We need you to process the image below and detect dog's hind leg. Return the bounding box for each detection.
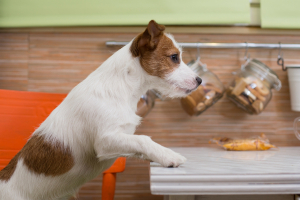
[95,133,186,168]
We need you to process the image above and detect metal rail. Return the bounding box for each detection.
[106,41,300,49]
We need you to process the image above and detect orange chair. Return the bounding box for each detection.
[0,89,125,200]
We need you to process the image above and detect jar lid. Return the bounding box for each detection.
[243,59,282,91]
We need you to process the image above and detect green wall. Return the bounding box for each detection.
[0,0,250,27]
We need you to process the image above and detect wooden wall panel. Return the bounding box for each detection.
[0,33,29,91]
[1,27,300,200]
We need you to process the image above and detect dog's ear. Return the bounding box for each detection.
[130,20,165,57]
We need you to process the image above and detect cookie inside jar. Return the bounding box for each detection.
[180,60,225,116]
[227,77,271,114]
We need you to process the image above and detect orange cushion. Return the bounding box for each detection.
[0,89,126,173]
[0,89,66,169]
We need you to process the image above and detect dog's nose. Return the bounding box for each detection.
[196,77,202,86]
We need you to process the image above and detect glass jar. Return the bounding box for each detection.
[226,59,281,115]
[136,90,156,117]
[180,60,225,116]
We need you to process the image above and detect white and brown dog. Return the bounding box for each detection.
[0,20,201,200]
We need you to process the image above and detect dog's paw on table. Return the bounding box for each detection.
[157,148,187,168]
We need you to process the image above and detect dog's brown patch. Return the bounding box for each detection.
[130,20,180,78]
[0,134,74,182]
[22,134,74,176]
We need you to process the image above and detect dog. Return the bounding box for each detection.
[0,20,201,200]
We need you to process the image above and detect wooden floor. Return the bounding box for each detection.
[1,26,300,200]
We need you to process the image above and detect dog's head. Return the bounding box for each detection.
[130,20,202,98]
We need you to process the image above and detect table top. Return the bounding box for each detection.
[150,147,300,195]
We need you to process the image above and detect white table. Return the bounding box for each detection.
[150,147,300,200]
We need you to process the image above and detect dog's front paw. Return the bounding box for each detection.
[158,148,187,168]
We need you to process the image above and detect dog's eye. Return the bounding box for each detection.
[170,54,179,63]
